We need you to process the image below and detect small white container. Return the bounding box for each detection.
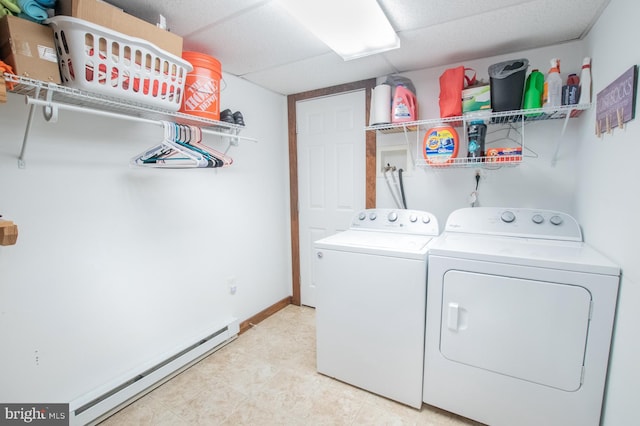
[578,57,592,104]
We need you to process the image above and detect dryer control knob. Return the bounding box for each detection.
[409,214,418,223]
[532,214,544,224]
[550,215,563,225]
[358,212,366,221]
[501,211,516,223]
[422,215,431,224]
[368,212,377,220]
[388,211,398,222]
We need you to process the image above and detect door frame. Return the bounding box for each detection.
[288,79,377,306]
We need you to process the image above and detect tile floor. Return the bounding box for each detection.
[100,305,483,425]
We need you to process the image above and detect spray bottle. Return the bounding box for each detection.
[578,57,592,105]
[543,58,562,107]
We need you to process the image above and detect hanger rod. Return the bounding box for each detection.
[24,96,258,142]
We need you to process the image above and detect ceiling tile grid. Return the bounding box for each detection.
[99,0,612,94]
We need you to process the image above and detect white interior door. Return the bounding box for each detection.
[297,91,366,307]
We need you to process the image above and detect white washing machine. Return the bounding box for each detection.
[423,207,620,426]
[314,208,439,409]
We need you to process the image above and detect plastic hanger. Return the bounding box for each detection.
[183,125,234,167]
[172,125,223,168]
[131,121,213,168]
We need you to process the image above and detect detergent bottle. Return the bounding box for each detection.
[543,58,562,107]
[391,85,418,123]
[523,69,544,110]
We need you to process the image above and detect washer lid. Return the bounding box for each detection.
[430,233,620,276]
[314,229,434,259]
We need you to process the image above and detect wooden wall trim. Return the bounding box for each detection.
[239,296,293,334]
[287,94,301,306]
[287,79,377,306]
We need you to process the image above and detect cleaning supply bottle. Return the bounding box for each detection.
[467,120,487,162]
[578,57,592,105]
[391,85,418,123]
[523,69,545,110]
[543,58,562,107]
[562,74,580,105]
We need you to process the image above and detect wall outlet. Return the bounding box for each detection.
[227,276,237,295]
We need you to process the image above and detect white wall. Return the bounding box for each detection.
[577,0,640,424]
[0,73,291,402]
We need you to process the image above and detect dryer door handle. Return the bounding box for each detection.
[447,302,459,331]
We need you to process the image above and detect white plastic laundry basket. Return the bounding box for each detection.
[46,16,192,111]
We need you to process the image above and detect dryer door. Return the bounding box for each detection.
[440,270,591,391]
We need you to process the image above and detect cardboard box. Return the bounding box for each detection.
[486,147,523,163]
[0,15,61,83]
[462,85,491,113]
[0,220,18,246]
[56,0,183,58]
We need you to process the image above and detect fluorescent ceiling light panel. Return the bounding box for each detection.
[277,0,400,60]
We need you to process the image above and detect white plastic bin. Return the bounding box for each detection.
[46,16,192,111]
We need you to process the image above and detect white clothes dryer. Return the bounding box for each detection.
[423,207,619,426]
[314,208,439,408]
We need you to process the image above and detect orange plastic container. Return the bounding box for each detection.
[423,126,459,166]
[180,51,222,120]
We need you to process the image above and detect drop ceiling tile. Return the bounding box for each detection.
[243,52,397,95]
[105,0,267,34]
[183,2,331,76]
[379,0,533,31]
[383,0,608,73]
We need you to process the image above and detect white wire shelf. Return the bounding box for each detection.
[365,104,591,133]
[4,73,243,131]
[368,103,591,168]
[416,155,523,169]
[3,73,256,168]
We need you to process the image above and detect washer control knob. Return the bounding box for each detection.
[422,215,431,224]
[368,212,377,221]
[501,211,516,223]
[409,214,418,223]
[358,212,366,221]
[550,215,563,226]
[388,211,398,222]
[532,214,544,224]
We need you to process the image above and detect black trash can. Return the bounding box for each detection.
[488,59,529,112]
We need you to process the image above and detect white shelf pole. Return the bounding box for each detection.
[17,86,42,169]
[550,109,573,167]
[24,97,258,142]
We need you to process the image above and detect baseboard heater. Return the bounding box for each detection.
[69,318,239,426]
